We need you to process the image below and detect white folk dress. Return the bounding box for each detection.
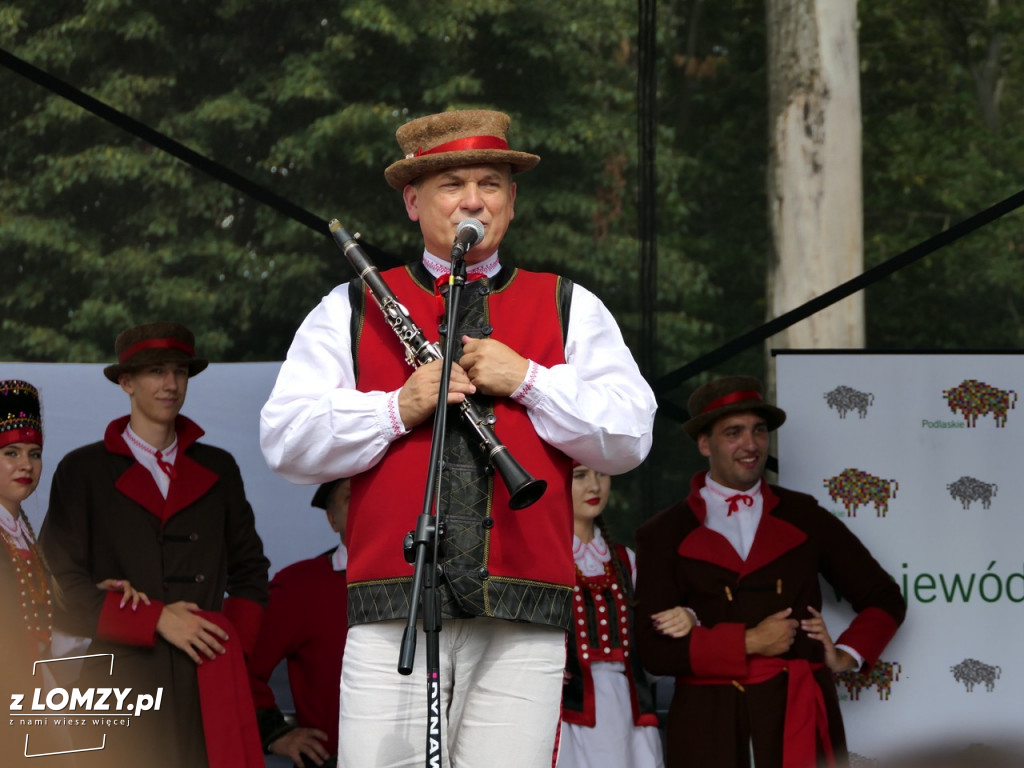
[557,528,664,768]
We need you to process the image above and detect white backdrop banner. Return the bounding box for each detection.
[1,362,334,578]
[775,351,1023,759]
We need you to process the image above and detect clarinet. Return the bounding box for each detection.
[329,219,547,510]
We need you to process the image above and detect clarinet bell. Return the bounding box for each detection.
[488,445,547,510]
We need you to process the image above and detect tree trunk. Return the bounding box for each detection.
[765,0,864,355]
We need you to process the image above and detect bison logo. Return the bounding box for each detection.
[951,658,1001,692]
[835,660,901,701]
[942,379,1017,427]
[824,468,898,517]
[946,476,998,510]
[824,385,875,419]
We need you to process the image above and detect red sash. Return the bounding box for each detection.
[195,613,264,768]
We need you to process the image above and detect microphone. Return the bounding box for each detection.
[450,218,485,260]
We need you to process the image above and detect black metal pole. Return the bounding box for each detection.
[637,0,658,516]
[397,253,469,768]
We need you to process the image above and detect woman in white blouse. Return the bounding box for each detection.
[557,463,695,768]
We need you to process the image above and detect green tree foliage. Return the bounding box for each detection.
[628,0,1024,513]
[652,0,1024,364]
[0,0,713,371]
[0,0,722,531]
[4,1,1023,527]
[658,0,768,361]
[859,0,1024,348]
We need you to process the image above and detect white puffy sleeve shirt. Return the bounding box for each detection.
[259,268,657,485]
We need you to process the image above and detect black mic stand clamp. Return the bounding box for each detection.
[403,521,446,564]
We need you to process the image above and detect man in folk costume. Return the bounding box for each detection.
[634,376,906,768]
[260,109,657,767]
[40,322,269,767]
[248,478,351,768]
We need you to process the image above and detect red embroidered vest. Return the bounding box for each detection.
[347,264,574,629]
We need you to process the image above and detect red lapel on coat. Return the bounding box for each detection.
[163,452,218,522]
[678,525,746,573]
[739,485,807,576]
[106,415,219,523]
[677,472,807,575]
[114,463,167,519]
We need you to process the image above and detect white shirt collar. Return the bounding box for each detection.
[122,424,178,498]
[573,526,611,578]
[0,506,31,550]
[331,542,348,572]
[700,475,764,561]
[421,250,501,279]
[704,474,762,501]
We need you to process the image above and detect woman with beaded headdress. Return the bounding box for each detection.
[557,463,696,767]
[1,381,148,654]
[0,380,53,662]
[0,383,146,661]
[0,382,69,768]
[0,380,149,765]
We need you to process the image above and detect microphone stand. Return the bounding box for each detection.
[397,246,470,768]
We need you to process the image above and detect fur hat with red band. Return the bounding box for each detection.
[103,322,209,383]
[683,375,787,440]
[384,110,540,190]
[0,380,43,449]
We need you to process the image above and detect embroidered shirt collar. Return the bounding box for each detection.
[123,424,178,466]
[573,526,611,578]
[122,423,179,497]
[422,250,500,280]
[0,506,30,549]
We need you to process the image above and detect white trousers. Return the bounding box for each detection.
[338,619,566,768]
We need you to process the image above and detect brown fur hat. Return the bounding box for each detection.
[103,322,209,383]
[683,375,787,439]
[384,110,540,190]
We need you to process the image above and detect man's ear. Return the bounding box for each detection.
[118,372,134,396]
[325,509,340,534]
[697,433,711,458]
[402,183,420,222]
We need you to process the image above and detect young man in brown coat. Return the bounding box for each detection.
[635,376,906,768]
[40,322,269,767]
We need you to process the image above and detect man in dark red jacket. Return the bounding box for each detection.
[248,478,350,768]
[635,376,906,768]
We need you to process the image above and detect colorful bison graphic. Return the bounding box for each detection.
[947,476,998,510]
[942,379,1017,427]
[824,468,898,517]
[824,385,875,419]
[835,660,901,701]
[951,658,1001,693]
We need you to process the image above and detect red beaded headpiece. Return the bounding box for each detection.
[0,380,43,448]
